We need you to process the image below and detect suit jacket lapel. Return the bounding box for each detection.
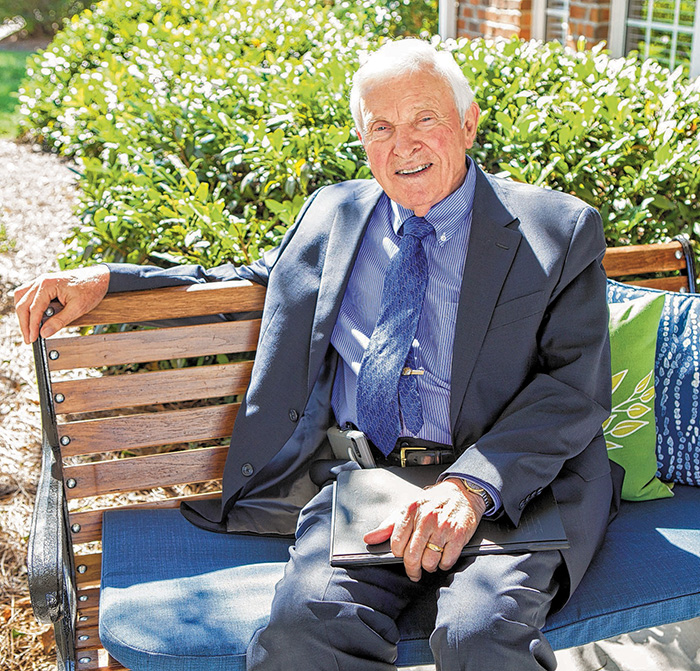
[307,180,383,390]
[450,167,522,429]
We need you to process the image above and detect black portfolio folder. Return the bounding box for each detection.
[330,466,569,567]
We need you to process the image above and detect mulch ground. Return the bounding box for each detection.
[0,138,79,671]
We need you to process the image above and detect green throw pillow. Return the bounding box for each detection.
[605,294,673,501]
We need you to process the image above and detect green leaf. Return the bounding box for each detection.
[634,370,654,394]
[611,370,627,394]
[626,403,651,419]
[195,182,209,203]
[610,419,648,438]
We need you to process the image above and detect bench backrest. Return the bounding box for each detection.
[603,236,695,292]
[34,281,265,669]
[32,238,694,670]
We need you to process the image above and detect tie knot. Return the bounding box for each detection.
[402,216,433,241]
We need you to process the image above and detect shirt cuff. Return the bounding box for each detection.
[440,473,502,518]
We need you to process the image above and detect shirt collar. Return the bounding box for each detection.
[391,156,476,247]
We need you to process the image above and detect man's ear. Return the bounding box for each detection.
[462,102,480,149]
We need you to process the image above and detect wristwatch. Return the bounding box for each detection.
[459,479,494,512]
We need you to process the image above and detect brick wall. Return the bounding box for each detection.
[456,0,611,44]
[457,0,534,40]
[567,0,610,42]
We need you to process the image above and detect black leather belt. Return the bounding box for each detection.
[371,436,455,467]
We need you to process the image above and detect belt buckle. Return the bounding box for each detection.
[400,446,427,467]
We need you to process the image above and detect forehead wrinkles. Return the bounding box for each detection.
[360,77,456,128]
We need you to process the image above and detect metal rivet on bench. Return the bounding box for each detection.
[680,287,688,293]
[45,307,55,318]
[60,436,71,446]
[79,595,88,602]
[77,564,87,574]
[66,479,77,489]
[79,615,89,622]
[241,462,254,477]
[79,657,91,664]
[79,635,89,641]
[49,350,60,360]
[71,524,81,533]
[54,393,65,403]
[675,250,683,260]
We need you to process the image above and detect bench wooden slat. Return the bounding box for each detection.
[603,241,687,277]
[70,281,266,327]
[53,362,254,414]
[69,493,220,544]
[76,624,100,649]
[58,404,237,457]
[74,552,102,588]
[72,647,124,671]
[63,446,228,499]
[77,587,100,613]
[627,276,690,292]
[47,319,261,371]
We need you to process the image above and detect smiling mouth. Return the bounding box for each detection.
[396,163,431,176]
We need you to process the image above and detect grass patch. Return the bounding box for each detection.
[0,50,32,138]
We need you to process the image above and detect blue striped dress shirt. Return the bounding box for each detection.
[329,158,501,515]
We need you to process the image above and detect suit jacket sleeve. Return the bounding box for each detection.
[448,205,611,526]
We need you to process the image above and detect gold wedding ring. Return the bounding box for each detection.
[426,542,444,553]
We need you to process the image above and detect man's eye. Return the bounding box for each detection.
[419,115,435,124]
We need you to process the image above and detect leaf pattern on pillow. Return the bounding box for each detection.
[604,369,655,451]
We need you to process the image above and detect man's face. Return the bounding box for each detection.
[357,70,479,217]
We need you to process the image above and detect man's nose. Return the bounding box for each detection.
[393,124,420,157]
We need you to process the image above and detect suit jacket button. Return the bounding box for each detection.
[241,463,254,477]
[288,409,299,422]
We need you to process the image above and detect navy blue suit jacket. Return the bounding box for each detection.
[107,164,615,603]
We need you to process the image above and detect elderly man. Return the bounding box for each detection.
[15,39,615,670]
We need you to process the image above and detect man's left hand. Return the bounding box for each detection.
[363,478,485,582]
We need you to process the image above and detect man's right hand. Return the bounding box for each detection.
[14,265,110,344]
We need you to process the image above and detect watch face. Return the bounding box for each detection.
[462,480,493,510]
[462,480,484,494]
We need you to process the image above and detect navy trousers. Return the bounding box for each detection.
[247,472,564,671]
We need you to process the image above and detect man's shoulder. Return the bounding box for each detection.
[476,169,604,258]
[484,171,592,217]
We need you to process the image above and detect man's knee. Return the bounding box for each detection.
[429,553,561,670]
[431,597,556,670]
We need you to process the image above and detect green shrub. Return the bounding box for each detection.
[17,0,699,273]
[465,39,700,247]
[18,0,436,268]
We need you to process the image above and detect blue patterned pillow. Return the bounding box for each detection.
[607,279,700,486]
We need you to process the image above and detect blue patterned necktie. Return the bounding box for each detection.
[356,216,434,455]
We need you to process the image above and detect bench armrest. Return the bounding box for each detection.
[27,436,75,625]
[27,337,77,667]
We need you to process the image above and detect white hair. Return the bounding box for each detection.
[350,39,474,134]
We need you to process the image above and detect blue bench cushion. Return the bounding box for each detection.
[100,487,700,671]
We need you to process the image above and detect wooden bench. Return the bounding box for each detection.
[28,237,699,671]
